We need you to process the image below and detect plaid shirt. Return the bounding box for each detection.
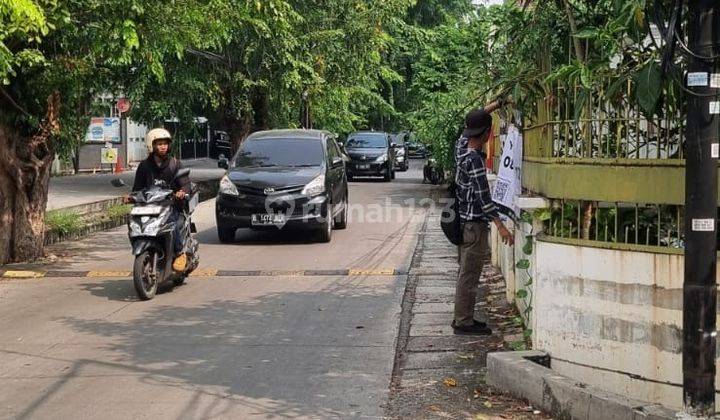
[455,136,499,223]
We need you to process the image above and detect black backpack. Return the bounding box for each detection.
[440,182,463,245]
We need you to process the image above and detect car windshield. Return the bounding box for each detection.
[233,138,324,168]
[346,134,387,149]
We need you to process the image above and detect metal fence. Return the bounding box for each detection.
[546,199,684,249]
[523,81,686,160]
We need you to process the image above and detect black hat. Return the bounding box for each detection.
[462,108,492,138]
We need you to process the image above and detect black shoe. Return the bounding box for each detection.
[451,320,492,335]
[473,319,487,328]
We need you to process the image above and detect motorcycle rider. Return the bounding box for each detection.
[126,128,191,272]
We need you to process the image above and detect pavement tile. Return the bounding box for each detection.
[403,351,459,370]
[415,285,455,295]
[412,302,454,313]
[406,336,502,354]
[413,291,455,303]
[409,323,455,337]
[411,312,453,326]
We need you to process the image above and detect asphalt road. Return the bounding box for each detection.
[1,160,435,419]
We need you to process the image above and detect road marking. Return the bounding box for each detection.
[87,271,131,278]
[349,268,396,276]
[190,269,218,277]
[7,268,406,279]
[1,270,45,279]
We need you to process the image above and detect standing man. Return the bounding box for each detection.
[452,100,514,335]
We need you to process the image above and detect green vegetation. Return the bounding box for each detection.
[106,204,132,220]
[45,210,83,236]
[0,0,670,262]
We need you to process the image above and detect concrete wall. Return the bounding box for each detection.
[528,240,717,410]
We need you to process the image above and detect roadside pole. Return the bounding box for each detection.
[683,1,720,416]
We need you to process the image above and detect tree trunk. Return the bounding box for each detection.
[0,92,61,264]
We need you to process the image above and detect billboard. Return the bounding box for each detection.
[85,117,121,143]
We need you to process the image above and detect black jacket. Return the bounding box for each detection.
[132,155,190,193]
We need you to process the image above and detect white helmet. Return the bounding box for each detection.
[145,128,172,154]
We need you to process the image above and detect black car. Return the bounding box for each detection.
[215,129,348,243]
[344,131,396,181]
[392,132,410,171]
[407,140,427,158]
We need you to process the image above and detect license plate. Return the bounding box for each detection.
[357,164,370,170]
[252,214,285,226]
[131,205,162,216]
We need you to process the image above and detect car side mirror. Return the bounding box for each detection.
[218,156,229,169]
[331,156,344,168]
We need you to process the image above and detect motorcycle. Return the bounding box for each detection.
[115,168,200,300]
[423,155,445,185]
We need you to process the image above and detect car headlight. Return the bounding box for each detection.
[375,154,388,163]
[302,174,326,195]
[219,175,239,196]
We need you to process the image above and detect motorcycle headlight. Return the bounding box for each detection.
[219,175,239,196]
[375,154,388,163]
[302,174,326,196]
[396,148,405,156]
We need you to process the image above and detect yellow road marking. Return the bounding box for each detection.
[190,269,218,277]
[349,268,395,276]
[1,270,45,279]
[87,271,131,278]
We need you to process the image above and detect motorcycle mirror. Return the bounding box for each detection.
[111,179,126,188]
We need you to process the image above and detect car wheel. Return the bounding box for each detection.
[347,173,354,182]
[334,193,348,230]
[317,207,333,242]
[217,226,235,243]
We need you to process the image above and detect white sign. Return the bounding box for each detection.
[688,72,709,87]
[710,102,720,115]
[712,143,719,159]
[86,117,121,143]
[692,219,715,232]
[711,74,720,89]
[492,124,522,217]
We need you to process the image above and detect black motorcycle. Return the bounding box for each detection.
[423,155,445,185]
[117,169,200,300]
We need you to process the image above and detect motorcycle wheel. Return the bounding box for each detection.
[173,275,187,286]
[133,250,159,300]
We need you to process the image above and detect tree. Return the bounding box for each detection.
[0,0,220,263]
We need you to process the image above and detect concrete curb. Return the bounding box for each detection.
[43,178,220,247]
[486,351,678,420]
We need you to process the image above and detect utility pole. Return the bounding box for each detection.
[683,1,720,416]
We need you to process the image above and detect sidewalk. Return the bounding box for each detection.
[48,158,225,210]
[385,208,550,419]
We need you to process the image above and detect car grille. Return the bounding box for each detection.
[235,184,305,196]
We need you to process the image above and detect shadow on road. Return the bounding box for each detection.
[20,280,398,419]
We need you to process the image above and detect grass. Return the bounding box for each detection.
[45,210,84,236]
[106,203,132,219]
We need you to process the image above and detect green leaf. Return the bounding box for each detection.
[522,236,533,255]
[533,208,552,221]
[634,61,662,117]
[516,289,528,299]
[573,28,600,39]
[520,211,533,224]
[516,259,530,270]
